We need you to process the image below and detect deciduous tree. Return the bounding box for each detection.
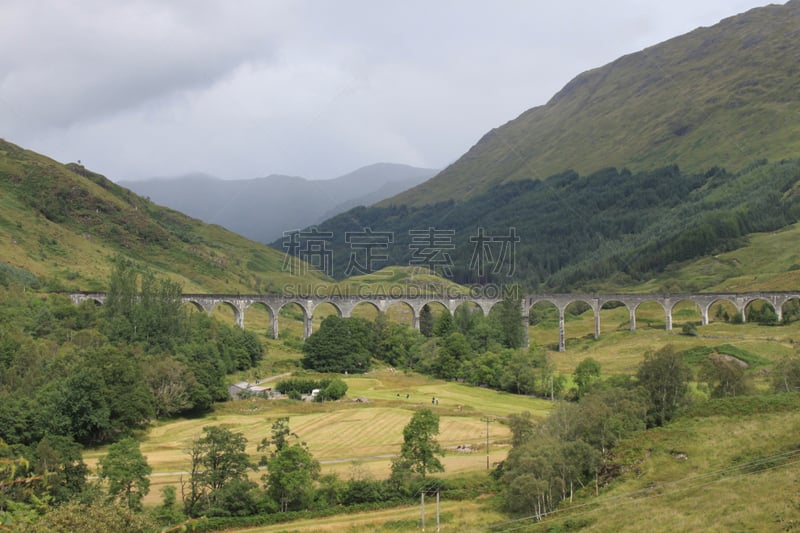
[258,418,320,512]
[700,355,753,398]
[573,357,601,398]
[391,409,444,479]
[98,438,151,511]
[184,426,252,517]
[636,345,691,426]
[419,305,435,337]
[772,353,800,393]
[264,444,320,512]
[302,316,373,373]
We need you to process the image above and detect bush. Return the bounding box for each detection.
[681,322,698,336]
[276,377,348,401]
[317,379,348,401]
[341,479,390,505]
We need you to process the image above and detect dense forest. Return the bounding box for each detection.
[299,298,551,397]
[281,159,800,289]
[0,259,263,449]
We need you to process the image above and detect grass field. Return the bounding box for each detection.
[82,295,800,529]
[531,301,800,376]
[83,368,550,508]
[233,499,508,532]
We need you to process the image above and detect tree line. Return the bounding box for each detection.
[0,260,265,528]
[1,410,448,530]
[0,259,263,449]
[301,298,565,397]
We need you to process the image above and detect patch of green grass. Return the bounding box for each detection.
[631,222,800,293]
[682,392,800,418]
[681,345,714,365]
[679,344,769,369]
[713,343,770,367]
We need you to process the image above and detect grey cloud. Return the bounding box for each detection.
[0,1,285,131]
[0,0,774,181]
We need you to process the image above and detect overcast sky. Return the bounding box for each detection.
[0,1,775,181]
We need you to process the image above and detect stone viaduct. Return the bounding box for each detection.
[70,291,800,352]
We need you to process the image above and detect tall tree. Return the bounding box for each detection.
[419,305,435,337]
[573,357,601,398]
[32,435,89,505]
[433,312,455,338]
[264,444,320,512]
[772,354,800,393]
[500,348,538,395]
[302,316,373,373]
[257,418,320,512]
[47,366,112,445]
[432,331,471,380]
[184,426,253,517]
[141,357,196,418]
[490,295,525,349]
[700,355,752,398]
[257,417,297,462]
[636,345,692,427]
[98,438,151,511]
[392,409,444,478]
[104,258,185,349]
[104,258,138,342]
[507,411,536,448]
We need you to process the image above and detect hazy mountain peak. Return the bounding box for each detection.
[120,163,438,242]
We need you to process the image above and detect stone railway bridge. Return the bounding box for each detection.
[70,291,800,352]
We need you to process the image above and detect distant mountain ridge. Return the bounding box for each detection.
[384,0,800,207]
[121,163,437,242]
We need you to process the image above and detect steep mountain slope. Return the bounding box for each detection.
[120,163,437,242]
[386,0,800,207]
[0,139,321,293]
[297,160,800,290]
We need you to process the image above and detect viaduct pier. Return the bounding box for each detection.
[70,291,800,352]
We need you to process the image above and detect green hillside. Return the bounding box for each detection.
[0,138,321,293]
[527,395,800,532]
[296,160,800,290]
[387,0,800,207]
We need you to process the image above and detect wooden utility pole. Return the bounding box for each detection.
[436,489,440,532]
[421,491,425,531]
[480,416,493,470]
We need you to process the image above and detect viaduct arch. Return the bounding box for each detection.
[70,293,514,343]
[70,291,800,352]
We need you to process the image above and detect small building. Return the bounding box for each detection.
[229,381,274,400]
[228,381,251,400]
